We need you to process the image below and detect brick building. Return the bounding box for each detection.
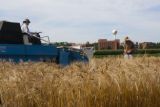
[98,39,120,50]
[139,42,155,49]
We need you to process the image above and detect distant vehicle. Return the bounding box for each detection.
[0,21,88,66]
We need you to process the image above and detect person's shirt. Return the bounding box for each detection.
[124,40,135,53]
[21,23,30,34]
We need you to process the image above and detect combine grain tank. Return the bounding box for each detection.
[0,21,88,66]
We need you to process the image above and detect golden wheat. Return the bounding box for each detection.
[0,57,159,107]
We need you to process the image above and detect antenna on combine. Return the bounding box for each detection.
[112,29,118,40]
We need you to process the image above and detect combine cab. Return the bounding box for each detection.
[0,21,88,66]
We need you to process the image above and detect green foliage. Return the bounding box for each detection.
[51,42,72,47]
[119,45,124,49]
[94,49,160,56]
[155,42,160,48]
[94,43,98,50]
[94,55,123,58]
[135,49,160,54]
[106,46,111,49]
[94,53,160,58]
[94,50,123,55]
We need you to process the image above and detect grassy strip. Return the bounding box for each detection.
[94,53,160,58]
[94,49,160,55]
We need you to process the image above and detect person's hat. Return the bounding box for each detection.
[23,19,30,23]
[124,36,130,41]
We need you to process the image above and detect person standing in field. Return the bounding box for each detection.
[123,36,135,58]
[21,19,31,34]
[21,19,41,45]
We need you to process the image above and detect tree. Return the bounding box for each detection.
[94,43,98,50]
[106,46,111,49]
[119,45,124,49]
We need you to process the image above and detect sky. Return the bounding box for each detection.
[0,0,160,43]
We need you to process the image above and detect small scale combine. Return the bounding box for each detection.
[0,21,88,66]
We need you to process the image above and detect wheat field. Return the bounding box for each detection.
[0,57,159,107]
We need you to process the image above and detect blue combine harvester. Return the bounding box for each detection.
[0,21,88,66]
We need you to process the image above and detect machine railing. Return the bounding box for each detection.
[32,35,50,44]
[22,32,51,45]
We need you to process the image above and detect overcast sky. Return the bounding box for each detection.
[1,0,160,43]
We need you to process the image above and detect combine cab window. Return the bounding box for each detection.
[0,21,23,44]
